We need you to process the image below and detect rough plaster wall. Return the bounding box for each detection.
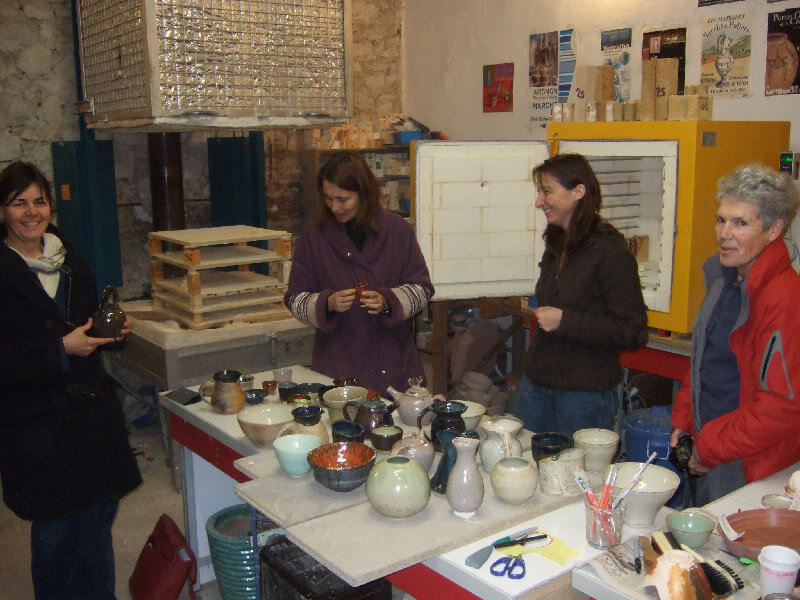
[0,0,403,301]
[0,2,80,179]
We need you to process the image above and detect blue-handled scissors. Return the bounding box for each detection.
[490,554,526,579]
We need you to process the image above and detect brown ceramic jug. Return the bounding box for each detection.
[209,370,246,414]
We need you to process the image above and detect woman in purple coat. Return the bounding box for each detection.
[285,151,434,394]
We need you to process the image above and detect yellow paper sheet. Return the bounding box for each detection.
[496,530,579,565]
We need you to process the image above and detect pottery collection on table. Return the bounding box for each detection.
[202,368,547,519]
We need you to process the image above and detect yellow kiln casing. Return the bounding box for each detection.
[548,120,790,334]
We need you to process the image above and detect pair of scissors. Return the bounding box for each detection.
[489,554,526,579]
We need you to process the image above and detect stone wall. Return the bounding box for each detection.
[0,0,404,300]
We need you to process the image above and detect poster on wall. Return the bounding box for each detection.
[698,0,744,6]
[528,31,559,127]
[642,28,687,92]
[528,29,576,129]
[601,28,633,102]
[765,7,800,95]
[482,63,514,112]
[700,13,752,97]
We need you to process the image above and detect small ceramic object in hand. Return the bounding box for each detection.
[355,281,369,301]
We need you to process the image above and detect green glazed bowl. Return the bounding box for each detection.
[666,510,715,548]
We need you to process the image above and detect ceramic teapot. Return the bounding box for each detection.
[417,400,467,452]
[386,376,444,427]
[343,397,398,436]
[90,285,126,348]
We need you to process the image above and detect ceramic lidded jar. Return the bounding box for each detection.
[446,436,483,518]
[391,431,435,472]
[366,456,431,518]
[490,457,538,504]
[479,415,523,474]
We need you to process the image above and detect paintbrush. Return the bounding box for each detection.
[613,451,658,510]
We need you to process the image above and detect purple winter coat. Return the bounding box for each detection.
[285,210,434,394]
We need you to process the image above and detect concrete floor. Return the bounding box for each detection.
[0,419,223,600]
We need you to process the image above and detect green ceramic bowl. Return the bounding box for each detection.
[666,510,715,548]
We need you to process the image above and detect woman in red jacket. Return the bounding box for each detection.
[670,163,800,505]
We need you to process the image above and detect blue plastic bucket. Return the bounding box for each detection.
[623,406,685,508]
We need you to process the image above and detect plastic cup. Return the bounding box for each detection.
[584,496,625,549]
[759,545,800,596]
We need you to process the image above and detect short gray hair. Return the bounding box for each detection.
[716,163,799,234]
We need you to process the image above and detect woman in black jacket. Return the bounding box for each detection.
[0,161,141,599]
[515,154,648,439]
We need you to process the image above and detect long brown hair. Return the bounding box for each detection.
[533,153,619,254]
[316,151,382,232]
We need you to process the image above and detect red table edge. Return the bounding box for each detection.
[619,346,689,382]
[387,563,483,600]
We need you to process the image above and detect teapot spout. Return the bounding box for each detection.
[385,386,401,402]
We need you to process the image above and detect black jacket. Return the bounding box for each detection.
[524,228,648,391]
[0,225,141,520]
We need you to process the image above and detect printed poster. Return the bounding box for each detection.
[482,63,514,112]
[601,28,633,102]
[698,0,744,6]
[642,28,687,93]
[701,13,752,97]
[766,7,800,95]
[528,29,574,129]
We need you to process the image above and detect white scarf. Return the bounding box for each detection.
[8,233,67,298]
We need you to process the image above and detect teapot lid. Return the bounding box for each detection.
[405,376,431,397]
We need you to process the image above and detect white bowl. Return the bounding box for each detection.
[605,461,680,527]
[237,403,294,447]
[573,428,619,472]
[458,400,487,430]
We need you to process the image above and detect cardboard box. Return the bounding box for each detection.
[622,100,639,121]
[605,101,623,122]
[668,95,687,121]
[573,65,615,103]
[655,58,679,121]
[573,100,588,122]
[686,95,713,120]
[640,59,657,121]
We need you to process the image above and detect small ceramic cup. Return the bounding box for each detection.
[262,380,278,395]
[274,367,293,383]
[332,420,365,443]
[273,433,322,477]
[370,425,403,451]
[278,382,298,401]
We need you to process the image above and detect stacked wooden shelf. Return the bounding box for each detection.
[148,225,292,329]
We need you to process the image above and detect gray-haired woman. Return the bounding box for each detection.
[671,163,800,504]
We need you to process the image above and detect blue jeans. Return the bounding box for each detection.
[31,501,119,600]
[513,375,617,438]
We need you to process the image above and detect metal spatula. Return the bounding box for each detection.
[464,526,538,569]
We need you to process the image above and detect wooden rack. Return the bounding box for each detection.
[148,225,293,329]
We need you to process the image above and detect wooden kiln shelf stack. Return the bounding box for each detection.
[148,225,292,329]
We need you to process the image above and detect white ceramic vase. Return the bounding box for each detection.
[446,436,483,518]
[479,415,523,474]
